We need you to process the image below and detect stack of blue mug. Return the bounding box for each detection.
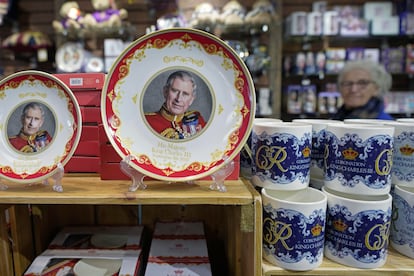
[251,120,328,271]
[321,122,395,269]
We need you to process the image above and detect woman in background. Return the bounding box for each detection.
[332,60,394,120]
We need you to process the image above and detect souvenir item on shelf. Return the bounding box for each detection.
[307,11,323,35]
[219,0,246,27]
[391,185,414,259]
[0,70,82,184]
[82,0,128,30]
[285,11,307,36]
[245,0,277,26]
[245,44,269,77]
[52,1,84,35]
[262,187,327,271]
[324,123,394,196]
[189,2,220,30]
[156,12,186,30]
[84,55,104,73]
[1,30,52,53]
[225,40,249,61]
[55,42,85,73]
[73,259,122,276]
[101,28,255,182]
[251,121,312,190]
[323,186,392,269]
[385,121,414,187]
[323,11,339,35]
[400,12,414,35]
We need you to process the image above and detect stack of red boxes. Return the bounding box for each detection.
[54,73,105,174]
[99,124,129,179]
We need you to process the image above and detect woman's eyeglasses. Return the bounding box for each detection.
[340,79,373,89]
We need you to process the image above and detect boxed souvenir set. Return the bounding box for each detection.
[145,221,212,276]
[24,226,145,276]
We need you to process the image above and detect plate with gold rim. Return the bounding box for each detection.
[101,28,256,182]
[0,70,82,183]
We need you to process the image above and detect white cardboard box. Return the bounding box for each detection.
[371,16,400,35]
[48,226,144,251]
[363,2,393,21]
[145,262,212,276]
[286,12,308,35]
[24,250,142,276]
[153,221,205,237]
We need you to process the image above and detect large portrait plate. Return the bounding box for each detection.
[102,28,256,181]
[0,70,82,183]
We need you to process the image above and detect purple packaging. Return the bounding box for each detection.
[400,12,414,35]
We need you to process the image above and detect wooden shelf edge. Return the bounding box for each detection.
[262,247,414,275]
[0,176,255,205]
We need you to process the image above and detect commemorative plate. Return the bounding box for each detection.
[0,70,82,183]
[101,28,256,181]
[55,42,85,73]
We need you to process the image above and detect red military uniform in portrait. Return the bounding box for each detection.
[9,130,52,153]
[145,105,206,139]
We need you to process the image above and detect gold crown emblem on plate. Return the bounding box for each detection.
[342,147,358,160]
[400,144,414,156]
[333,219,348,232]
[311,224,322,236]
[302,146,311,158]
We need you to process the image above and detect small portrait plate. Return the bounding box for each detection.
[0,70,82,183]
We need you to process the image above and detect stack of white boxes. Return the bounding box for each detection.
[145,221,212,276]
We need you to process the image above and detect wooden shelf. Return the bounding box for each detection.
[0,175,255,205]
[0,176,262,276]
[262,247,414,275]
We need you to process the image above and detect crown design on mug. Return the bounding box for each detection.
[311,224,323,236]
[342,147,358,160]
[400,144,414,156]
[302,146,311,158]
[333,219,348,232]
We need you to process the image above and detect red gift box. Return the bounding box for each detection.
[74,141,100,157]
[80,106,101,124]
[54,73,105,91]
[65,156,100,173]
[80,125,100,142]
[73,91,101,107]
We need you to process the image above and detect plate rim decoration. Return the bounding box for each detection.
[0,70,82,183]
[101,28,256,182]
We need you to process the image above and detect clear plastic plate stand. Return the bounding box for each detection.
[45,162,65,192]
[209,158,235,192]
[120,155,147,192]
[0,162,65,192]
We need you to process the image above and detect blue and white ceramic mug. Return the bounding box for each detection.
[293,119,342,182]
[240,118,282,179]
[324,123,394,196]
[252,121,312,190]
[262,187,327,271]
[390,185,414,259]
[385,121,414,188]
[323,186,392,269]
